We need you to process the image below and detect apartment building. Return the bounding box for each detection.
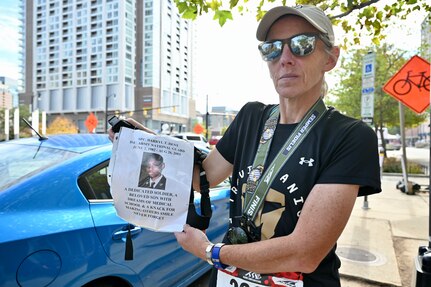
[421,12,431,61]
[135,0,195,133]
[0,77,18,109]
[19,0,195,133]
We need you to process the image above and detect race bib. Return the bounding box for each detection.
[217,267,303,287]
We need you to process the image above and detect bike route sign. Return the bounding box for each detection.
[383,55,430,114]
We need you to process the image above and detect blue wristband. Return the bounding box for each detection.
[211,243,228,269]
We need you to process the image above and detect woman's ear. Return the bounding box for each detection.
[324,46,340,72]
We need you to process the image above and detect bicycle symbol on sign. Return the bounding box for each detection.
[393,70,430,96]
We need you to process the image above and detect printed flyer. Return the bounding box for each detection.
[108,128,194,232]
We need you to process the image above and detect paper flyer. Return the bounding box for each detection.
[109,128,194,232]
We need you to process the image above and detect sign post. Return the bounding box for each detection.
[383,55,431,286]
[361,52,376,209]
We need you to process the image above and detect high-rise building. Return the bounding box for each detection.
[135,0,195,133]
[0,77,19,109]
[421,12,431,61]
[19,0,196,133]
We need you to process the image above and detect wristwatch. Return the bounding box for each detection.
[205,243,214,265]
[211,243,228,269]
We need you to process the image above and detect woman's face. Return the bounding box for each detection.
[265,15,338,100]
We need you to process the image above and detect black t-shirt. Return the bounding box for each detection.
[211,101,381,286]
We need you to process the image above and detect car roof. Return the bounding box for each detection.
[2,134,112,153]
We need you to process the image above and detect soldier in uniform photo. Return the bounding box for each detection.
[138,153,167,190]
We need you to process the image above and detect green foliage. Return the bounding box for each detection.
[383,157,425,174]
[46,116,78,134]
[327,44,428,130]
[174,0,431,46]
[221,126,228,135]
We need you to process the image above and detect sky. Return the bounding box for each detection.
[0,0,428,113]
[0,0,20,81]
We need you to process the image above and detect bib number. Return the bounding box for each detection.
[217,269,303,287]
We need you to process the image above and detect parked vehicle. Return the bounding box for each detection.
[209,135,222,147]
[0,134,230,287]
[415,139,430,148]
[172,133,210,150]
[377,128,401,150]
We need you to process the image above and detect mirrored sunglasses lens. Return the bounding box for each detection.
[290,34,316,56]
[259,41,283,61]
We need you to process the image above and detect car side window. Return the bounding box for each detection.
[78,161,112,200]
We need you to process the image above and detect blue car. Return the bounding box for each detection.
[0,134,230,287]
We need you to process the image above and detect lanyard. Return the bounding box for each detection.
[243,98,327,222]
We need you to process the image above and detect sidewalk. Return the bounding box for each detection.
[338,175,429,286]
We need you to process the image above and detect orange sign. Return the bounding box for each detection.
[85,112,98,133]
[193,123,204,134]
[383,55,430,114]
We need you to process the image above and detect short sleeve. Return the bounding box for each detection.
[317,121,381,196]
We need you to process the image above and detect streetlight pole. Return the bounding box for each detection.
[205,94,209,140]
[105,93,116,131]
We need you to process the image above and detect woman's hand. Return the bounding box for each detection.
[174,224,212,261]
[108,118,156,142]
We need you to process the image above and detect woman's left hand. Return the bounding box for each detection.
[174,224,212,261]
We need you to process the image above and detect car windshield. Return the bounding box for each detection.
[0,143,77,190]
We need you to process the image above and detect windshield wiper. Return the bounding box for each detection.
[22,118,48,141]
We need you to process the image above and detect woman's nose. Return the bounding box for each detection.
[279,43,295,66]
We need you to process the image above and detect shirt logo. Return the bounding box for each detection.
[299,157,314,167]
[244,271,262,281]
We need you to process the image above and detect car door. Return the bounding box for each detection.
[78,161,205,287]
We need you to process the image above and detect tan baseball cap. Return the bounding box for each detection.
[256,5,335,45]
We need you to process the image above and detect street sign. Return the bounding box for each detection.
[362,53,376,78]
[383,55,430,114]
[361,93,375,117]
[361,52,376,119]
[362,117,373,125]
[362,87,375,94]
[85,112,98,133]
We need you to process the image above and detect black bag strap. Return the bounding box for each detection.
[186,147,212,230]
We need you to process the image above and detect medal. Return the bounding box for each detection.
[248,165,263,183]
[260,127,275,143]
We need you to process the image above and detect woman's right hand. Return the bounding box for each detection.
[108,118,156,142]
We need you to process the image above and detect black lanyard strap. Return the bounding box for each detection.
[243,98,327,223]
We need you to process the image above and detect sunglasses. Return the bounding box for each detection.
[258,33,332,62]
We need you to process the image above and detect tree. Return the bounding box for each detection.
[326,44,428,154]
[174,0,430,47]
[46,116,78,134]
